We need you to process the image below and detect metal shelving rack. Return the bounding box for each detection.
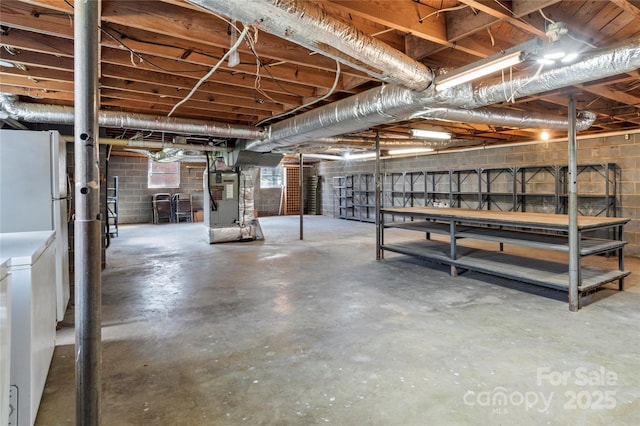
[333,176,353,219]
[426,169,451,207]
[559,163,619,217]
[353,173,376,222]
[107,176,118,238]
[333,163,619,223]
[515,165,560,214]
[451,168,481,209]
[480,166,516,211]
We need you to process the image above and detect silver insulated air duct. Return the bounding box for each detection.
[245,85,596,152]
[188,0,434,91]
[246,36,639,152]
[448,36,640,109]
[0,94,264,140]
[413,107,597,130]
[247,84,423,151]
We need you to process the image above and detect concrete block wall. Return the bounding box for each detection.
[318,132,639,256]
[107,156,205,224]
[105,159,316,223]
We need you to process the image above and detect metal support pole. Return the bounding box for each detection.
[74,1,102,424]
[375,131,381,260]
[299,153,303,240]
[568,97,579,312]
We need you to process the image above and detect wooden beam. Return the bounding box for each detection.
[0,63,73,83]
[0,48,73,71]
[0,1,74,39]
[100,0,360,75]
[458,0,547,38]
[99,47,342,93]
[0,84,74,101]
[512,0,563,18]
[99,98,259,123]
[324,0,486,57]
[0,13,352,94]
[325,0,446,41]
[0,72,74,92]
[102,63,300,107]
[609,0,640,18]
[99,88,271,118]
[577,83,640,107]
[0,27,72,57]
[99,77,283,113]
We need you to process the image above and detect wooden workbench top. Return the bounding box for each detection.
[381,207,629,230]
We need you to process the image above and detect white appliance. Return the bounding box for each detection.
[0,129,70,322]
[0,231,57,426]
[0,257,10,426]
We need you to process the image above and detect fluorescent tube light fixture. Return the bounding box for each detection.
[435,50,523,91]
[343,152,376,160]
[388,148,434,155]
[302,153,343,161]
[410,129,451,140]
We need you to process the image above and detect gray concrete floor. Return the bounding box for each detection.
[37,216,639,425]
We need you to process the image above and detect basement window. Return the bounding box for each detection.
[260,165,283,188]
[148,159,180,189]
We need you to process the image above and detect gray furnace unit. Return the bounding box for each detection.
[203,170,258,243]
[206,171,239,226]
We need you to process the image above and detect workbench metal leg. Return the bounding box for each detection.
[450,220,457,277]
[618,226,625,271]
[618,225,624,290]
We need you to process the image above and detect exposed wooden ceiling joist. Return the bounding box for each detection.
[0,0,638,152]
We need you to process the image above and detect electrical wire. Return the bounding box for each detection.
[168,25,250,117]
[506,62,545,103]
[256,60,341,126]
[64,0,319,110]
[487,27,495,47]
[418,4,469,23]
[567,34,598,49]
[539,9,556,24]
[243,27,317,99]
[63,0,216,73]
[205,152,217,211]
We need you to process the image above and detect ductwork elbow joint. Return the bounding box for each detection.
[577,110,597,131]
[0,93,18,118]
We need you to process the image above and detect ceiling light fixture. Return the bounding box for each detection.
[0,59,15,68]
[435,50,524,92]
[343,152,376,160]
[410,129,451,140]
[536,22,580,66]
[388,148,435,155]
[302,153,343,160]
